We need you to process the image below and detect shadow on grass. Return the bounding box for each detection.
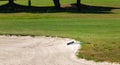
[0,3,119,13]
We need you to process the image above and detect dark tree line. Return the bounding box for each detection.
[8,0,81,10]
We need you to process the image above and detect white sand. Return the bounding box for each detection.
[0,36,119,65]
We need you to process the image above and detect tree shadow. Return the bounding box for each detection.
[0,3,119,13]
[70,4,120,13]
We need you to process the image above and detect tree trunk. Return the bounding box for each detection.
[77,0,81,10]
[28,0,31,7]
[53,0,60,9]
[8,0,14,4]
[8,0,14,9]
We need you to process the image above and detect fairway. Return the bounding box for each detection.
[0,0,120,64]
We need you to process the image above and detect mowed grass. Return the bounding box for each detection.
[0,13,120,63]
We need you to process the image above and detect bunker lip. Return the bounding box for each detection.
[0,36,119,65]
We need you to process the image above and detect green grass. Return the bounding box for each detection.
[0,13,120,63]
[81,0,120,7]
[0,0,120,7]
[16,0,120,7]
[0,0,120,63]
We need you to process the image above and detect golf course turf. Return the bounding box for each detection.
[0,0,120,63]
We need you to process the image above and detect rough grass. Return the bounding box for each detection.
[0,0,120,7]
[82,0,120,7]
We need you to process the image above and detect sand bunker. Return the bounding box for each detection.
[0,36,119,65]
